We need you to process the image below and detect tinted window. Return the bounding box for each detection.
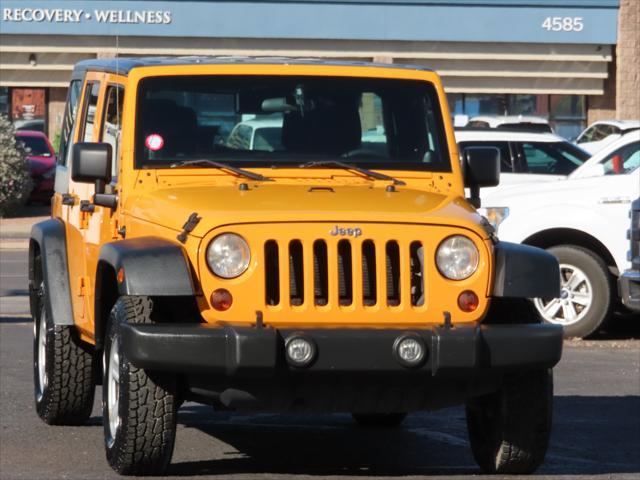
[101,85,124,179]
[577,125,597,143]
[458,141,513,173]
[80,82,100,143]
[58,80,82,165]
[521,142,589,175]
[135,75,450,172]
[16,136,50,156]
[600,141,640,175]
[591,125,613,142]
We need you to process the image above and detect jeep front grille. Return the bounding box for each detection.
[264,238,425,309]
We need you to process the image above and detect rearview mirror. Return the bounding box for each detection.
[71,142,112,193]
[463,146,500,208]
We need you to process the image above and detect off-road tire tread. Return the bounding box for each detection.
[35,291,95,425]
[466,369,552,474]
[105,296,177,476]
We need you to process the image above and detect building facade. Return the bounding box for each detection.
[0,0,637,142]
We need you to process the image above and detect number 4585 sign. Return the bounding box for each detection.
[542,17,584,32]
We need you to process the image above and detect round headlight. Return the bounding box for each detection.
[206,233,250,279]
[436,235,479,280]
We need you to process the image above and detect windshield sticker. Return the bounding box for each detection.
[145,133,164,151]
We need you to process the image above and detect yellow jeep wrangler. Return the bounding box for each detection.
[29,57,562,476]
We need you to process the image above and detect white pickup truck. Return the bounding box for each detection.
[480,131,640,338]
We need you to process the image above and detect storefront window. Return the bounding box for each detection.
[446,93,464,116]
[450,93,586,140]
[549,95,586,141]
[508,94,549,117]
[464,94,507,117]
[0,88,9,118]
[11,88,46,132]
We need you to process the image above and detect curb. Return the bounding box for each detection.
[0,240,29,250]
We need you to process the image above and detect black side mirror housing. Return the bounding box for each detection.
[71,142,117,208]
[72,142,112,187]
[463,146,500,208]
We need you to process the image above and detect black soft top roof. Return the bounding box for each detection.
[71,56,434,77]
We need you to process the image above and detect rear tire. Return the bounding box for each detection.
[33,282,95,425]
[466,369,553,474]
[352,412,407,428]
[103,296,177,476]
[533,245,613,338]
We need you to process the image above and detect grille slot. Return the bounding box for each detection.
[386,241,401,306]
[264,240,279,306]
[263,236,426,309]
[410,241,425,306]
[289,240,304,306]
[362,240,377,306]
[337,240,353,306]
[313,240,329,306]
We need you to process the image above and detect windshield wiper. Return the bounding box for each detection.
[299,160,406,186]
[169,159,271,181]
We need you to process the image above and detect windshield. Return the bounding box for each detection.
[16,135,51,157]
[135,75,450,172]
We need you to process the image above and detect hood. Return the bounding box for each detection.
[127,183,485,238]
[483,171,639,208]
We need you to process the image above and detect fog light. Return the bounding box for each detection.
[211,289,233,311]
[458,290,479,312]
[394,335,426,367]
[285,336,316,367]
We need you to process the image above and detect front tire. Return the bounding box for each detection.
[533,245,613,338]
[33,282,95,425]
[103,296,177,476]
[466,369,553,474]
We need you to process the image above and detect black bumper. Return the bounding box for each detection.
[121,322,563,377]
[619,270,640,312]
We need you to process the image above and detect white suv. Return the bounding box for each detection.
[482,131,640,338]
[575,120,640,154]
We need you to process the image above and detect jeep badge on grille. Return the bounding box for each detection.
[329,226,362,238]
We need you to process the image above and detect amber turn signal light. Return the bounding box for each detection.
[211,288,233,311]
[458,290,479,312]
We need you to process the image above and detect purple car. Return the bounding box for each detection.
[15,130,56,203]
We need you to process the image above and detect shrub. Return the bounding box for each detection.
[0,115,32,217]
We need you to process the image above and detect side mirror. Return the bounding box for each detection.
[463,146,500,208]
[72,142,112,189]
[71,142,117,208]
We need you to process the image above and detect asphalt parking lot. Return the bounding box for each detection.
[1,247,639,480]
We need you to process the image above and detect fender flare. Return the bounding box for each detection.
[492,241,560,299]
[29,218,75,325]
[97,237,195,296]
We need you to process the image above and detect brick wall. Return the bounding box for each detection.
[588,50,616,124]
[615,0,640,119]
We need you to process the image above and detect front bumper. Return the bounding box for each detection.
[121,322,563,377]
[619,270,640,312]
